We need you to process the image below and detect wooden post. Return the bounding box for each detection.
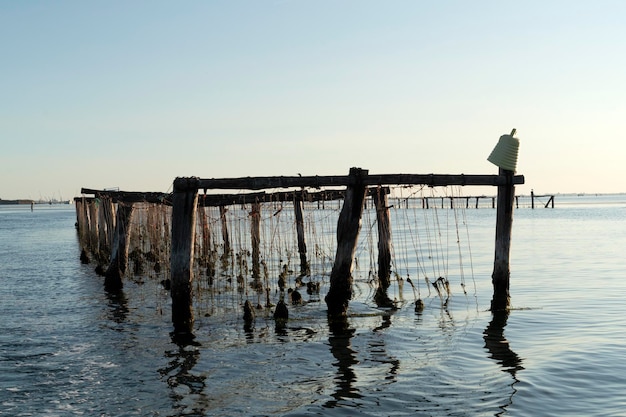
[531,190,535,209]
[491,168,515,311]
[219,205,231,255]
[76,198,90,251]
[373,187,393,306]
[105,198,116,258]
[250,201,261,280]
[198,205,211,267]
[170,177,199,339]
[294,192,309,276]
[325,168,368,316]
[104,202,134,292]
[88,200,99,257]
[97,197,114,264]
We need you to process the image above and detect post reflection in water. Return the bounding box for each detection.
[159,341,208,416]
[371,314,400,384]
[483,309,524,415]
[324,316,361,408]
[105,290,129,324]
[323,312,402,409]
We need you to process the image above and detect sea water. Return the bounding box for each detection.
[1,195,625,416]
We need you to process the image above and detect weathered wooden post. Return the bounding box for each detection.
[373,187,393,307]
[491,168,515,310]
[250,201,261,280]
[97,196,114,264]
[88,200,99,257]
[325,167,368,316]
[170,177,199,339]
[488,129,519,311]
[104,202,134,292]
[219,205,231,255]
[198,204,211,267]
[76,198,90,250]
[294,192,309,276]
[106,198,116,252]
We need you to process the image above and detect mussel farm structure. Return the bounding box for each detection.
[76,167,524,340]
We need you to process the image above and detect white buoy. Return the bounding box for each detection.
[488,129,520,172]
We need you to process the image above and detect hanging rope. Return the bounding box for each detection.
[450,186,467,295]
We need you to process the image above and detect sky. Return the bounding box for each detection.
[2,1,625,201]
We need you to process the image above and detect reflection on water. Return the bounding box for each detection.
[151,301,528,416]
[324,312,402,410]
[160,341,208,416]
[484,310,524,375]
[371,314,400,384]
[325,316,361,408]
[105,290,129,324]
[484,309,524,415]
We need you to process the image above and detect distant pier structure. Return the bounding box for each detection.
[528,190,555,209]
[414,193,554,209]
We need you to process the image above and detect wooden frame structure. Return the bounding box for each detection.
[77,167,524,339]
[169,168,523,336]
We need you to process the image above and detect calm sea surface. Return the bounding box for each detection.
[1,194,626,416]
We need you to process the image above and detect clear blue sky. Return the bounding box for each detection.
[2,1,625,200]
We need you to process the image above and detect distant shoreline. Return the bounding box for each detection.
[0,199,71,205]
[0,199,34,205]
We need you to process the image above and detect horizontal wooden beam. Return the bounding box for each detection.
[80,188,172,204]
[84,171,527,203]
[197,187,390,207]
[193,175,348,191]
[79,186,390,207]
[192,173,524,191]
